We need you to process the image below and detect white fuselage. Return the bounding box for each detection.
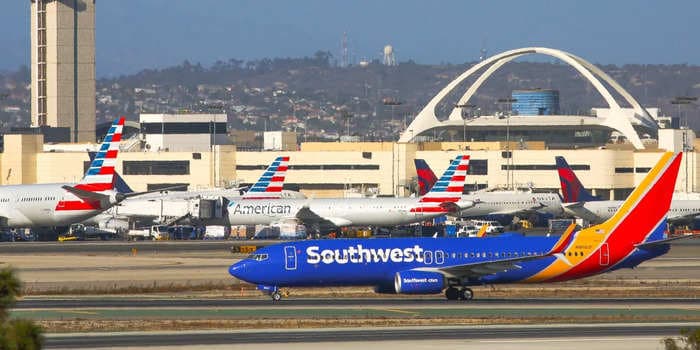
[226,197,446,227]
[457,191,563,217]
[0,183,114,227]
[563,198,700,224]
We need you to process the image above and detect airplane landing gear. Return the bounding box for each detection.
[445,287,474,301]
[271,291,282,301]
[460,288,474,300]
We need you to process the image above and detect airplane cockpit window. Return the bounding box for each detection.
[246,253,269,261]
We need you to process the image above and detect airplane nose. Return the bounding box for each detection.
[229,262,246,279]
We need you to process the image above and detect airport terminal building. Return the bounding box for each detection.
[3,47,698,200]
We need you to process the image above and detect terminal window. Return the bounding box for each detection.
[123,161,190,175]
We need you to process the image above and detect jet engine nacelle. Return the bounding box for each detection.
[393,270,445,294]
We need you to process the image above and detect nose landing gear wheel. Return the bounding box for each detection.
[271,291,282,301]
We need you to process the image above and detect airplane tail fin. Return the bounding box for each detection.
[555,156,598,203]
[560,153,682,277]
[88,151,133,193]
[242,156,290,199]
[77,116,125,192]
[414,159,438,196]
[412,155,469,212]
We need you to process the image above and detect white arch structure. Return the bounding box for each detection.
[398,47,657,149]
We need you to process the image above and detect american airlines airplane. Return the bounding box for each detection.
[230,152,689,301]
[84,156,302,226]
[226,155,475,231]
[0,117,132,236]
[414,159,562,218]
[556,156,700,224]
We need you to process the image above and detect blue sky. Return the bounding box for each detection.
[1,0,699,76]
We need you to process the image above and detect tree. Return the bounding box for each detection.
[0,268,21,320]
[663,328,700,350]
[0,267,43,349]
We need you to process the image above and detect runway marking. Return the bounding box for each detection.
[65,310,100,315]
[381,308,421,316]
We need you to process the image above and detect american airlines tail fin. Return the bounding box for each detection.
[242,156,290,199]
[411,155,469,213]
[88,151,133,193]
[555,156,598,203]
[414,159,438,196]
[76,117,125,192]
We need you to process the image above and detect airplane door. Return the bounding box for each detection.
[599,243,609,266]
[284,246,297,270]
[424,251,433,264]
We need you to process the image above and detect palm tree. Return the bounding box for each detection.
[1,319,43,350]
[0,267,21,321]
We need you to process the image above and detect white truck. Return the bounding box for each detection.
[127,225,171,241]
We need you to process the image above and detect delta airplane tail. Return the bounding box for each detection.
[555,156,598,203]
[414,159,438,196]
[412,155,469,213]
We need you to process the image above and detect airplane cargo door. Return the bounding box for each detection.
[599,243,609,266]
[284,246,297,270]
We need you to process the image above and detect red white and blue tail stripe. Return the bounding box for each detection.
[243,156,290,199]
[76,116,125,192]
[411,155,469,213]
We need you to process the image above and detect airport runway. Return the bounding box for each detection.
[14,297,700,309]
[43,323,700,349]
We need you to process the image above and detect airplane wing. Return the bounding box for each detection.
[62,185,111,207]
[294,206,352,227]
[635,234,698,249]
[667,212,700,225]
[417,223,577,279]
[486,202,547,216]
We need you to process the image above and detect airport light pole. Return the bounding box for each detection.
[455,103,477,144]
[672,96,698,192]
[497,98,517,190]
[383,98,403,140]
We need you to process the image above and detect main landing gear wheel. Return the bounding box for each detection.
[460,288,474,301]
[445,287,460,300]
[271,291,282,301]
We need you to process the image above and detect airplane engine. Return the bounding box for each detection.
[393,270,445,294]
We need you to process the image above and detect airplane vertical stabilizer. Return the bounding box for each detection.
[77,116,125,192]
[555,156,598,203]
[243,156,290,199]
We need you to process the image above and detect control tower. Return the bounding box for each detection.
[30,0,96,142]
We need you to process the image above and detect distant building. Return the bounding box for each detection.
[512,89,560,116]
[140,113,230,152]
[30,0,96,142]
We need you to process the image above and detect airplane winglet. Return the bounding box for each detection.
[548,222,577,255]
[476,224,488,238]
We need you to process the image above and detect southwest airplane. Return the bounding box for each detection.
[0,117,135,232]
[556,156,700,224]
[230,152,685,301]
[226,155,475,231]
[415,159,562,218]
